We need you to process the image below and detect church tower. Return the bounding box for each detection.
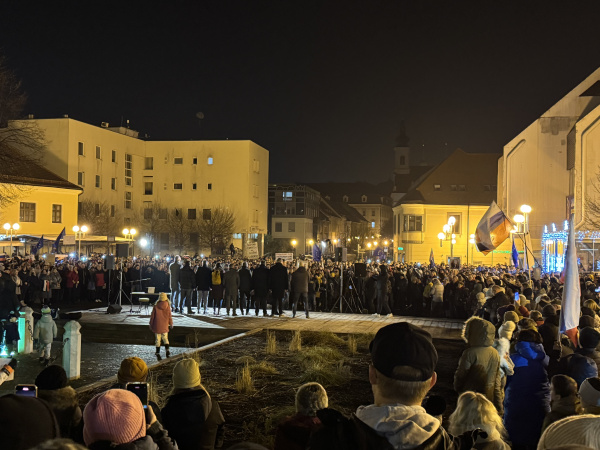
[394,121,410,176]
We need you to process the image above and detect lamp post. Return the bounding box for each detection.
[140,238,148,257]
[3,222,20,256]
[513,204,532,275]
[469,234,475,265]
[291,239,297,258]
[438,216,456,263]
[72,225,89,258]
[122,228,137,257]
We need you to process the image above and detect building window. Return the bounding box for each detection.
[52,204,62,223]
[275,222,282,232]
[283,191,293,201]
[187,208,196,220]
[144,157,153,170]
[362,210,366,216]
[343,195,349,202]
[174,157,183,165]
[192,183,197,190]
[207,157,213,165]
[78,172,85,186]
[124,192,132,209]
[192,157,197,165]
[400,155,406,165]
[450,185,457,191]
[371,221,376,228]
[144,208,153,220]
[144,182,153,195]
[78,142,84,156]
[173,183,183,190]
[448,213,461,234]
[233,233,242,239]
[371,210,376,217]
[112,150,116,163]
[253,185,259,198]
[203,209,211,221]
[159,208,167,220]
[110,205,116,217]
[403,215,423,232]
[362,195,367,203]
[95,146,101,159]
[111,178,116,190]
[433,184,441,191]
[94,203,100,217]
[125,154,132,186]
[253,210,258,223]
[492,185,497,191]
[288,222,295,232]
[95,175,101,188]
[458,184,466,191]
[207,183,212,190]
[253,159,260,173]
[20,202,36,222]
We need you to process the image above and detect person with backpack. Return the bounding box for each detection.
[210,263,224,315]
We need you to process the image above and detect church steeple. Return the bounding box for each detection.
[394,121,410,176]
[395,121,410,147]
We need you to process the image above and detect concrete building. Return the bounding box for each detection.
[394,149,511,265]
[11,117,269,255]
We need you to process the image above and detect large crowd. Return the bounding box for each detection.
[2,252,600,449]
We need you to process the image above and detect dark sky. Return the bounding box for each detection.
[2,1,600,183]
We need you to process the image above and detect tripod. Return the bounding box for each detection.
[330,269,361,314]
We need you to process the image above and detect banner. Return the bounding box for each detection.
[312,244,322,262]
[275,252,294,262]
[246,241,259,259]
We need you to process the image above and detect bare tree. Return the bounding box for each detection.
[166,208,191,254]
[139,202,168,254]
[196,207,235,255]
[78,200,122,237]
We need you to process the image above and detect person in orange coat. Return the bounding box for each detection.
[150,292,173,359]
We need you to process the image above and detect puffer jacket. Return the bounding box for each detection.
[33,314,58,345]
[454,317,503,412]
[504,341,551,447]
[541,394,583,433]
[149,300,173,334]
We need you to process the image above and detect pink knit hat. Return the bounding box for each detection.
[83,389,146,446]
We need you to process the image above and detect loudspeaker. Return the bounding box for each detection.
[335,247,347,262]
[354,262,367,277]
[105,255,116,270]
[59,311,82,321]
[107,304,122,314]
[116,243,129,258]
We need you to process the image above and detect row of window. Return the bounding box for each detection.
[78,173,216,193]
[396,213,462,233]
[15,203,62,223]
[432,184,497,191]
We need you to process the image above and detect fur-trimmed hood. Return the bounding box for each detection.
[462,316,495,347]
[37,386,79,410]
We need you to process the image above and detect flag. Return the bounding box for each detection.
[429,248,435,266]
[32,235,44,255]
[511,238,519,267]
[560,215,581,347]
[373,247,386,261]
[52,227,66,254]
[475,201,513,255]
[523,233,535,271]
[312,244,322,262]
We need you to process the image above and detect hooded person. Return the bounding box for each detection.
[309,322,472,450]
[542,374,584,433]
[529,310,544,327]
[33,305,58,365]
[149,292,173,359]
[454,317,503,412]
[83,389,177,450]
[537,414,600,450]
[35,365,83,440]
[494,321,516,388]
[579,377,600,414]
[576,327,600,370]
[161,358,225,450]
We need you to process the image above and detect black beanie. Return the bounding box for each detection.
[580,327,600,349]
[35,365,68,390]
[0,395,60,450]
[579,315,596,330]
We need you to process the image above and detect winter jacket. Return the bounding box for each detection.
[504,341,551,447]
[492,337,514,379]
[538,316,560,358]
[556,353,598,387]
[88,421,178,450]
[291,267,309,294]
[238,267,252,291]
[37,386,82,440]
[431,279,444,303]
[0,275,19,319]
[251,265,270,296]
[66,270,79,289]
[269,262,290,292]
[222,270,240,294]
[49,271,62,290]
[454,317,503,412]
[195,266,212,291]
[541,394,583,433]
[275,413,322,450]
[161,387,225,450]
[33,314,58,345]
[169,262,181,291]
[577,347,600,371]
[178,265,195,290]
[150,300,173,334]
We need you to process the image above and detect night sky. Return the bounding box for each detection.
[2,1,600,184]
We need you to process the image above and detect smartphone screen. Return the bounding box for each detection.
[126,382,148,408]
[514,292,520,301]
[15,384,37,397]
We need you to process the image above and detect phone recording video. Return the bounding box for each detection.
[514,292,520,301]
[15,384,37,397]
[126,382,148,408]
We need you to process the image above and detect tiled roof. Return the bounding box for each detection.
[307,181,393,205]
[0,160,81,190]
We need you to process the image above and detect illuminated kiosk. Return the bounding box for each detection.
[541,220,600,273]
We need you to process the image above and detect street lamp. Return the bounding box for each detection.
[439,216,456,260]
[513,205,532,274]
[122,228,137,257]
[469,234,476,265]
[291,239,297,258]
[3,222,19,256]
[72,225,89,258]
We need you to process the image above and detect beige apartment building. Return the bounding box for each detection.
[16,117,269,255]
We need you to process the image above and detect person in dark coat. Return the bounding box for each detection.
[238,262,252,315]
[291,264,310,318]
[161,358,224,450]
[504,329,551,450]
[269,258,289,317]
[251,261,269,316]
[179,260,196,314]
[373,265,392,317]
[542,374,583,433]
[576,327,600,370]
[0,271,20,322]
[195,260,212,314]
[169,256,181,312]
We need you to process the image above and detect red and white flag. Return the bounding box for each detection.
[560,215,580,347]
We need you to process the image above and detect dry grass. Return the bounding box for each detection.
[249,360,278,376]
[266,330,277,354]
[298,360,350,386]
[347,335,358,355]
[242,416,275,448]
[302,331,345,347]
[299,346,344,365]
[235,362,255,394]
[355,332,376,350]
[289,330,302,352]
[235,355,257,365]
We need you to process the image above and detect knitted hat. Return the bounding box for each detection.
[579,315,595,330]
[518,318,538,331]
[498,321,516,340]
[579,378,600,410]
[529,310,543,323]
[580,327,600,349]
[158,292,168,302]
[41,306,51,315]
[35,365,68,390]
[83,389,146,446]
[538,414,600,449]
[503,311,519,324]
[0,394,60,450]
[173,358,201,389]
[542,304,557,317]
[117,357,148,384]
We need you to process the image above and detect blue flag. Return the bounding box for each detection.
[52,228,66,254]
[373,247,386,261]
[312,244,322,262]
[511,238,519,267]
[32,235,44,255]
[429,248,435,267]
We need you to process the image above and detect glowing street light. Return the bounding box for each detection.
[291,239,297,258]
[123,228,137,257]
[72,224,89,258]
[3,222,19,256]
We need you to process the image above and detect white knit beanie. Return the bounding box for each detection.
[537,414,600,449]
[173,358,201,390]
[498,321,516,340]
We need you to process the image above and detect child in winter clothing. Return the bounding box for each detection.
[4,311,20,354]
[542,374,583,433]
[150,292,173,358]
[493,321,516,390]
[33,306,58,365]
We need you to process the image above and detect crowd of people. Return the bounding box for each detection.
[3,251,600,448]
